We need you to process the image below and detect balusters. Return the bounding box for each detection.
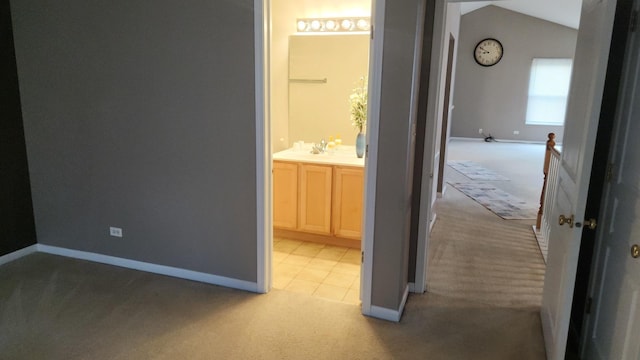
[537,133,556,230]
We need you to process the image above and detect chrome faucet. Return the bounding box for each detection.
[311,139,327,154]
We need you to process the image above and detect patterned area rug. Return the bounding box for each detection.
[448,160,510,181]
[449,182,538,220]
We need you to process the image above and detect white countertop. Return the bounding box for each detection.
[273,144,365,167]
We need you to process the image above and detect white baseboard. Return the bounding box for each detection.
[429,213,437,233]
[0,244,38,266]
[36,244,259,293]
[369,284,410,322]
[437,184,447,199]
[449,136,486,142]
[449,136,548,144]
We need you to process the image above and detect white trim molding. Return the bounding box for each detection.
[254,0,272,294]
[449,136,549,145]
[360,0,385,317]
[369,285,410,322]
[37,245,259,293]
[0,244,38,266]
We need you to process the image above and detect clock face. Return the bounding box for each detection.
[474,38,503,67]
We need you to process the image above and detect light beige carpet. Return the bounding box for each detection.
[1,253,546,359]
[428,186,546,308]
[0,139,548,359]
[428,139,547,308]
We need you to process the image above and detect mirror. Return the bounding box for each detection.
[288,34,370,145]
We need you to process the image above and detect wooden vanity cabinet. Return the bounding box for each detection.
[273,160,364,244]
[273,161,298,229]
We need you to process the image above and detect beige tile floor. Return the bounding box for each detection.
[273,238,361,305]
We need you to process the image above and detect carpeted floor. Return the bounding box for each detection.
[428,139,546,308]
[428,187,546,308]
[445,139,545,203]
[0,139,548,359]
[0,253,546,359]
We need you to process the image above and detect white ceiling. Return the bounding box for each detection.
[458,0,582,29]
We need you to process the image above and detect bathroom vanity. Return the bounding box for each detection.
[273,145,364,249]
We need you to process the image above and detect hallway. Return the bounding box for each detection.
[427,139,547,308]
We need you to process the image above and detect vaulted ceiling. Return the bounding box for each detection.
[458,0,582,29]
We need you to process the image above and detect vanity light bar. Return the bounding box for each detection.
[296,17,371,33]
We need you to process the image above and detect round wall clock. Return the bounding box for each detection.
[474,38,503,67]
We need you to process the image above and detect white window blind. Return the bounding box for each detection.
[525,58,573,126]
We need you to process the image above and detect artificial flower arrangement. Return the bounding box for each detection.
[350,76,368,133]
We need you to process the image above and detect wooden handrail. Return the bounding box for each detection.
[537,133,557,230]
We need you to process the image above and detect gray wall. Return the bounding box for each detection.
[371,0,422,310]
[11,0,257,281]
[1,0,36,256]
[451,6,578,142]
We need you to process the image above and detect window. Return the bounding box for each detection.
[525,58,573,126]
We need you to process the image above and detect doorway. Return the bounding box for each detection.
[266,0,373,304]
[417,2,581,295]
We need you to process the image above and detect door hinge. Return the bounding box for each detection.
[361,251,364,264]
[631,10,638,32]
[370,25,374,39]
[585,297,593,314]
[606,163,615,182]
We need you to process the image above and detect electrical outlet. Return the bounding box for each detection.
[479,128,483,134]
[513,130,520,135]
[109,227,123,237]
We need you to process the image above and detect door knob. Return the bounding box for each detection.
[559,214,574,228]
[632,244,640,259]
[584,218,597,230]
[576,218,598,230]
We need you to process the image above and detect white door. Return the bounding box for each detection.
[582,3,640,357]
[540,0,618,359]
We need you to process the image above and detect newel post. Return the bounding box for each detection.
[537,133,556,230]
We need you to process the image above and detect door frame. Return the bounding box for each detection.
[413,0,453,293]
[578,0,638,355]
[539,0,618,357]
[253,0,385,315]
[360,0,385,316]
[567,0,634,354]
[255,0,270,293]
[436,33,455,195]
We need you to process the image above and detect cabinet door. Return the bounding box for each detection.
[299,164,332,234]
[273,161,298,229]
[333,167,364,239]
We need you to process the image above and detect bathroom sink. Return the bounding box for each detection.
[273,145,364,167]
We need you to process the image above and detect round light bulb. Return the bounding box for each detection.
[357,19,369,31]
[311,20,321,30]
[325,20,336,30]
[297,20,307,31]
[341,19,352,30]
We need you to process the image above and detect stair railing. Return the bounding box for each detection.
[537,133,561,245]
